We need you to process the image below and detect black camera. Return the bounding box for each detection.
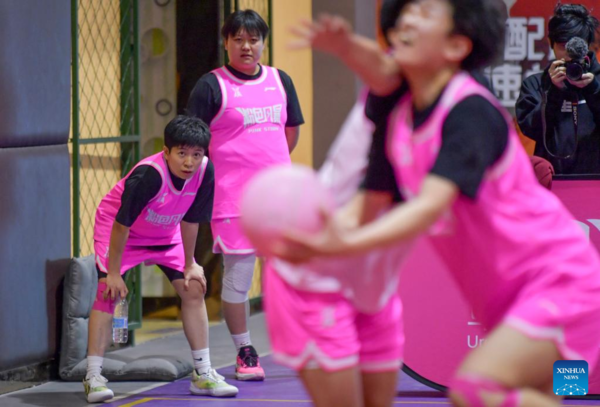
[565,37,590,81]
[565,59,589,81]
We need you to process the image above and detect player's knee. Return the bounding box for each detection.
[221,254,255,303]
[449,374,520,407]
[180,280,205,303]
[221,279,249,303]
[92,282,117,314]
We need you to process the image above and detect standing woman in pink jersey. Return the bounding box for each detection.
[277,1,600,406]
[187,9,304,381]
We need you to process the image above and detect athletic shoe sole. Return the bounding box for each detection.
[235,371,266,381]
[189,384,239,397]
[86,389,114,403]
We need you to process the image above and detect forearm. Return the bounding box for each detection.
[516,103,544,142]
[517,97,561,143]
[285,126,300,153]
[339,35,401,95]
[108,222,130,276]
[344,196,444,253]
[516,76,563,142]
[343,176,457,254]
[581,77,600,122]
[180,221,199,268]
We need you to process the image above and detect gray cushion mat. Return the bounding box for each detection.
[59,256,192,381]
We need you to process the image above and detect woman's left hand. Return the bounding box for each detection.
[568,72,595,88]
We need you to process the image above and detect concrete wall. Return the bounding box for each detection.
[311,0,377,168]
[0,0,71,374]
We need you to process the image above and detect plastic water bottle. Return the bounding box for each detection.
[112,298,128,344]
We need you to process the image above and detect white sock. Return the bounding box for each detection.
[86,356,104,379]
[231,332,252,351]
[192,348,211,375]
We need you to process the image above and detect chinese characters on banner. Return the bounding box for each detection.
[487,16,546,109]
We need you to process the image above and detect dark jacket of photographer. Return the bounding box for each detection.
[516,52,600,175]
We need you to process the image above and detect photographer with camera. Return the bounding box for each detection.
[516,3,600,175]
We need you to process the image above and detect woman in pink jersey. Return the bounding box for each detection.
[85,116,238,403]
[276,1,600,406]
[187,9,304,381]
[265,12,412,406]
[265,92,411,407]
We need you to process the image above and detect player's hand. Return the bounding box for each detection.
[271,208,351,264]
[567,72,595,88]
[183,263,207,294]
[104,273,128,301]
[549,59,567,89]
[289,14,353,58]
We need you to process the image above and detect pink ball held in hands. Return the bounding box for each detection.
[240,164,333,256]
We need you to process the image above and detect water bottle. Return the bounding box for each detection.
[112,298,128,344]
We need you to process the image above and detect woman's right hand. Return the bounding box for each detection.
[549,59,567,89]
[289,14,353,58]
[104,273,128,301]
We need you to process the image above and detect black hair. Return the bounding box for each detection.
[548,3,599,47]
[164,115,211,151]
[380,0,404,46]
[448,0,506,71]
[384,0,506,71]
[221,9,269,41]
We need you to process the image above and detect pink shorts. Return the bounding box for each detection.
[503,277,600,369]
[211,217,255,255]
[264,264,404,373]
[94,240,186,275]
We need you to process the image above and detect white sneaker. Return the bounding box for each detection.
[190,368,239,397]
[83,374,114,403]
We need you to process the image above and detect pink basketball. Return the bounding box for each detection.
[240,164,333,256]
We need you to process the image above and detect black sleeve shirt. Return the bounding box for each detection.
[115,160,215,227]
[362,84,409,197]
[187,64,305,127]
[363,88,508,199]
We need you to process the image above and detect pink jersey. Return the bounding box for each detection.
[94,152,209,246]
[272,94,412,314]
[387,72,600,327]
[209,65,291,220]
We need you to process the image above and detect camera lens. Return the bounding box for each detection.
[566,62,583,81]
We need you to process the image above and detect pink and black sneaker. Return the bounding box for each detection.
[235,345,265,381]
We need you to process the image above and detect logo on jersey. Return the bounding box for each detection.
[156,192,167,204]
[232,85,242,98]
[235,104,283,127]
[145,208,184,228]
[264,86,277,92]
